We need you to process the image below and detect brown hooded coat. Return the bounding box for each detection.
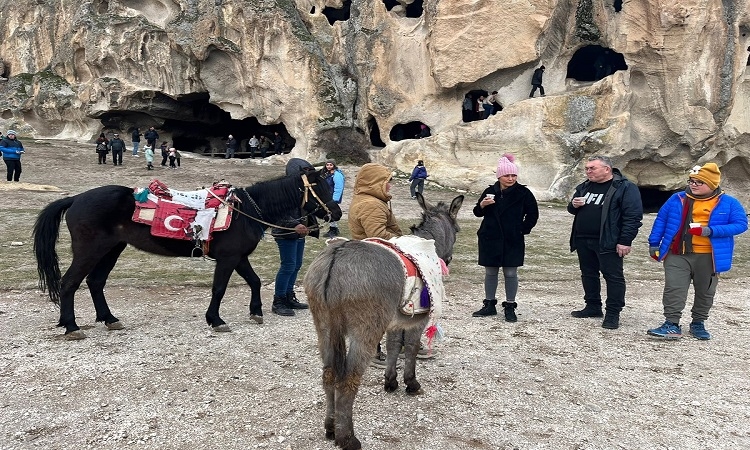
[348,163,402,240]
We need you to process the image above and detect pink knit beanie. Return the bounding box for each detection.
[496,153,518,177]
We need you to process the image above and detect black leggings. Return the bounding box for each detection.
[4,159,21,181]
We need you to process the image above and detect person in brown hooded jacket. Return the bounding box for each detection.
[349,163,402,240]
[349,163,402,366]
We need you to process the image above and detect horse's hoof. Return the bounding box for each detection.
[384,381,399,393]
[212,324,231,332]
[106,321,124,330]
[325,430,335,440]
[249,314,264,324]
[64,330,86,340]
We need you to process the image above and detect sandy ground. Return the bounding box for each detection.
[1,140,749,450]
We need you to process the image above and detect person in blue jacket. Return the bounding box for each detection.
[0,130,25,182]
[408,160,428,199]
[647,163,747,340]
[321,159,345,237]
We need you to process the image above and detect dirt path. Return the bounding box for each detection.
[1,140,749,449]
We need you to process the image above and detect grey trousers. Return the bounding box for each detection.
[661,253,718,324]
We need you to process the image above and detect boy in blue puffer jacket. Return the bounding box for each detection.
[0,130,25,182]
[647,162,747,340]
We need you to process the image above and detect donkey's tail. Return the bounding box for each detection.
[33,196,75,304]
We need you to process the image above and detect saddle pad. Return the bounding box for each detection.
[150,200,201,240]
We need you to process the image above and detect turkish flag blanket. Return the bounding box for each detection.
[150,200,201,240]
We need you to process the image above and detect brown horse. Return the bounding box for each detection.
[304,193,464,449]
[34,171,341,339]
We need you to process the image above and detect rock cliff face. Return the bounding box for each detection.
[0,0,749,203]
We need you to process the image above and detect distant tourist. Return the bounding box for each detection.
[109,133,126,166]
[273,131,284,154]
[248,135,259,158]
[144,145,154,170]
[529,65,546,98]
[1,130,25,182]
[95,133,109,165]
[259,135,271,158]
[225,134,238,159]
[408,160,428,199]
[462,94,473,122]
[160,141,169,166]
[131,127,142,156]
[144,126,159,151]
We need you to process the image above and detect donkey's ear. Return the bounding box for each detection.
[415,192,431,210]
[449,195,464,219]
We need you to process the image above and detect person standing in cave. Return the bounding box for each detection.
[273,131,284,155]
[476,95,485,119]
[225,134,238,159]
[259,135,271,158]
[529,65,546,98]
[144,126,159,152]
[248,134,259,158]
[131,127,141,156]
[462,94,474,122]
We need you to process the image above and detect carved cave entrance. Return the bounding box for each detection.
[99,92,294,158]
[389,121,429,142]
[383,0,424,18]
[639,187,678,213]
[321,0,352,25]
[368,116,386,147]
[567,45,628,82]
[462,89,489,122]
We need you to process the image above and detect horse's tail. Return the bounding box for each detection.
[33,196,75,304]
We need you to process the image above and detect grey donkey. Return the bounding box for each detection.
[305,193,464,450]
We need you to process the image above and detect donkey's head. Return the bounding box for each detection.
[410,193,464,264]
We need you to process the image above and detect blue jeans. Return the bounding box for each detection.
[275,238,305,296]
[575,237,626,312]
[483,105,493,119]
[132,141,139,155]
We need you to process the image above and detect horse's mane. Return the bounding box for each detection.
[242,174,302,220]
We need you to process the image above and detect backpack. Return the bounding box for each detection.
[96,142,108,153]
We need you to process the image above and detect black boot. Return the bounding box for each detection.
[472,299,497,317]
[571,304,604,318]
[286,291,308,310]
[501,301,518,322]
[602,311,620,329]
[272,295,295,316]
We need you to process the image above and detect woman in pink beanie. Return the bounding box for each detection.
[472,153,539,322]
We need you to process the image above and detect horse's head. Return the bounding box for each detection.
[410,193,464,265]
[298,169,343,222]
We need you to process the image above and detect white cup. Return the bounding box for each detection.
[485,194,495,200]
[689,222,701,229]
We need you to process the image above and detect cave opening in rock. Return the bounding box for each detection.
[383,0,424,18]
[368,116,386,147]
[99,92,294,158]
[462,89,489,122]
[389,121,427,141]
[567,45,628,82]
[322,0,352,25]
[639,187,679,213]
[614,0,622,12]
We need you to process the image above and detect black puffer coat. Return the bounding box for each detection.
[473,182,539,267]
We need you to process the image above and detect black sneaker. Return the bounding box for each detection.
[472,299,497,317]
[602,313,620,329]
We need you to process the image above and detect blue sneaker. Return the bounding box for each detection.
[689,321,711,340]
[647,321,683,339]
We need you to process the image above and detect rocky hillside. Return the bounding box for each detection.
[0,0,749,202]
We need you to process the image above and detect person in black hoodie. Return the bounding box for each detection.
[270,158,321,316]
[529,65,545,98]
[144,126,159,151]
[472,153,539,322]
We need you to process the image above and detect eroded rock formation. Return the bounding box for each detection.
[0,0,749,203]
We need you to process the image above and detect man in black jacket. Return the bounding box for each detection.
[144,127,159,152]
[567,155,643,329]
[529,65,545,98]
[109,133,126,166]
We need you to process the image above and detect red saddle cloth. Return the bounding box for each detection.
[132,180,234,241]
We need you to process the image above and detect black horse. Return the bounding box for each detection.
[34,171,342,339]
